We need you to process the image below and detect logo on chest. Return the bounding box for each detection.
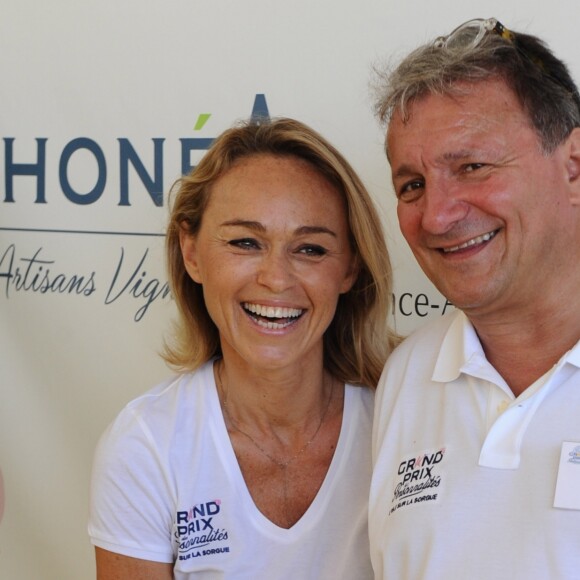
[389,448,446,515]
[174,499,231,561]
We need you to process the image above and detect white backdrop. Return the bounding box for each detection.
[1,1,579,578]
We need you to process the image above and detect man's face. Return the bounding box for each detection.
[387,78,580,318]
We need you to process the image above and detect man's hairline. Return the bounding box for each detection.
[383,75,535,161]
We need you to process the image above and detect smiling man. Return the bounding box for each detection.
[370,18,580,579]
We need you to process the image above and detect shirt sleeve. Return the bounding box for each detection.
[88,405,176,563]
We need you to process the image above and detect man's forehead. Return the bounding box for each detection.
[397,78,518,119]
[386,79,528,157]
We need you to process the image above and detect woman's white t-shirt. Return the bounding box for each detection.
[89,361,374,579]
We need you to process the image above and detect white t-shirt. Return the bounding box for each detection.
[370,310,580,579]
[89,360,374,579]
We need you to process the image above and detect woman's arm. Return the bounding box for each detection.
[95,547,173,580]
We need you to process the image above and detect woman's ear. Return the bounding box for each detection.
[179,226,203,284]
[339,254,360,294]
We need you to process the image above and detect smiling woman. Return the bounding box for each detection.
[88,118,399,579]
[179,154,358,378]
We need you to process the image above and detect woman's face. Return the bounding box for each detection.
[180,154,357,375]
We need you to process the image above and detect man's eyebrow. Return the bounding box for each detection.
[220,220,337,237]
[441,149,479,162]
[391,163,418,180]
[390,150,482,179]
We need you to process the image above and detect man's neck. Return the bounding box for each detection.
[468,301,580,397]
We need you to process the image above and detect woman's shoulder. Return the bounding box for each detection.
[101,361,217,447]
[128,360,213,411]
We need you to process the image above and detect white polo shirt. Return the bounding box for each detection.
[370,310,580,579]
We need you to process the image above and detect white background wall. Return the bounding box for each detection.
[1,1,578,577]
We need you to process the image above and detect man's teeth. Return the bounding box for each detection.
[443,230,497,253]
[243,303,303,319]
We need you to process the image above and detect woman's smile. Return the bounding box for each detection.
[242,302,305,330]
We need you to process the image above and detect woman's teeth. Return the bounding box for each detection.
[243,303,303,329]
[243,303,303,319]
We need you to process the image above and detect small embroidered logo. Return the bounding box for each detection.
[389,447,446,516]
[174,499,230,562]
[568,446,580,464]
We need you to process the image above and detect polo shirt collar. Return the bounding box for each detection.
[432,310,506,388]
[565,340,580,368]
[432,310,580,388]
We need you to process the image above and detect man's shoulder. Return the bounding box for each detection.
[379,310,466,385]
[375,311,463,405]
[391,309,463,361]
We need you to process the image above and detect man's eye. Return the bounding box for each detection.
[463,163,485,173]
[298,245,327,257]
[229,238,260,250]
[398,180,424,201]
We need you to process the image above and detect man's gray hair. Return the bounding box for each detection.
[374,27,580,154]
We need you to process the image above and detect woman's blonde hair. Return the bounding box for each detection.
[164,117,399,386]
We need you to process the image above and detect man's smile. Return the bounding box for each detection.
[440,229,499,253]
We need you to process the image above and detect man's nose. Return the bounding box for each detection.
[419,179,469,235]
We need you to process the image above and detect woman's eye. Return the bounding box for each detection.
[298,245,327,257]
[229,238,260,250]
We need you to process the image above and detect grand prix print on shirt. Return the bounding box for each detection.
[388,447,446,516]
[174,498,231,563]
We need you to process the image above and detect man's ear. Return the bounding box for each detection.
[179,226,203,284]
[565,127,580,206]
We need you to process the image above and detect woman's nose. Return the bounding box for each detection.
[256,251,295,292]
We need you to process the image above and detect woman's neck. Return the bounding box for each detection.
[214,356,335,431]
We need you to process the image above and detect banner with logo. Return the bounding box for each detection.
[1,1,577,577]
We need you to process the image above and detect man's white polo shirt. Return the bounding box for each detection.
[370,310,580,579]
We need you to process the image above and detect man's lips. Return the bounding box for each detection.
[440,229,499,253]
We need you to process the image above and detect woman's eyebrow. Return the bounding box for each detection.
[220,221,337,238]
[295,225,337,238]
[219,219,266,232]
